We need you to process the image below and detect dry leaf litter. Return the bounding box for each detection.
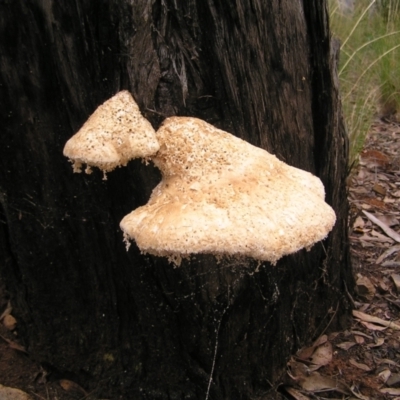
[282,118,400,399]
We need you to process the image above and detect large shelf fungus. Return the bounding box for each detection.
[64,91,336,265]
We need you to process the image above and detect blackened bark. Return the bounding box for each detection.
[0,1,353,399]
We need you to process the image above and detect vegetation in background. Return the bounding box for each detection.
[329,0,400,165]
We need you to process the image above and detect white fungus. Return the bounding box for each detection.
[63,91,159,173]
[64,92,336,265]
[120,116,336,264]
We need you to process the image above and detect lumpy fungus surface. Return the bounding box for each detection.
[63,91,159,173]
[64,91,336,265]
[120,117,336,264]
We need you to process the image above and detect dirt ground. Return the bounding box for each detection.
[0,118,399,399]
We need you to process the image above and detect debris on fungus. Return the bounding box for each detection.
[64,92,336,265]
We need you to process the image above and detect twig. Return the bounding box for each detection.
[318,302,339,338]
[29,391,46,400]
[344,280,356,309]
[363,210,400,243]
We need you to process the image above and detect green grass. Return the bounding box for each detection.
[329,0,400,165]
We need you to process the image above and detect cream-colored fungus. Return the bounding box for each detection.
[63,91,159,173]
[64,92,336,264]
[120,117,336,264]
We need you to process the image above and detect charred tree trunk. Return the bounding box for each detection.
[0,1,353,398]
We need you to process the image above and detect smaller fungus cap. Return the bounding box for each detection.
[63,91,159,173]
[120,117,336,264]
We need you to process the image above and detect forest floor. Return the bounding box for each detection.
[0,118,400,400]
[282,116,400,400]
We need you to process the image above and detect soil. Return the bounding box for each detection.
[0,117,399,399]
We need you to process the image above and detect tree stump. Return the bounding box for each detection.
[0,1,353,398]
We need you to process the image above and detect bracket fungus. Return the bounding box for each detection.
[63,91,159,174]
[64,91,336,265]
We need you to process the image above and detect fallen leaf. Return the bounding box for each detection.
[350,186,370,195]
[360,149,390,168]
[349,358,372,371]
[0,334,27,353]
[378,368,391,383]
[359,240,376,249]
[287,358,309,381]
[362,198,388,210]
[379,280,390,291]
[356,274,376,300]
[2,314,17,331]
[359,233,393,243]
[351,330,373,339]
[360,321,388,331]
[0,384,32,400]
[353,309,400,330]
[381,388,400,395]
[354,216,365,229]
[354,335,365,344]
[377,244,400,264]
[296,335,328,361]
[370,229,395,243]
[358,303,371,313]
[392,274,400,292]
[309,341,332,371]
[377,214,399,227]
[356,167,369,180]
[387,372,400,386]
[59,379,88,396]
[336,341,357,350]
[350,384,373,400]
[378,358,400,368]
[384,196,396,203]
[377,173,390,181]
[363,210,400,243]
[382,261,400,267]
[368,337,385,348]
[328,331,340,341]
[373,183,387,196]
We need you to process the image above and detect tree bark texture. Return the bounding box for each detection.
[0,1,353,398]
